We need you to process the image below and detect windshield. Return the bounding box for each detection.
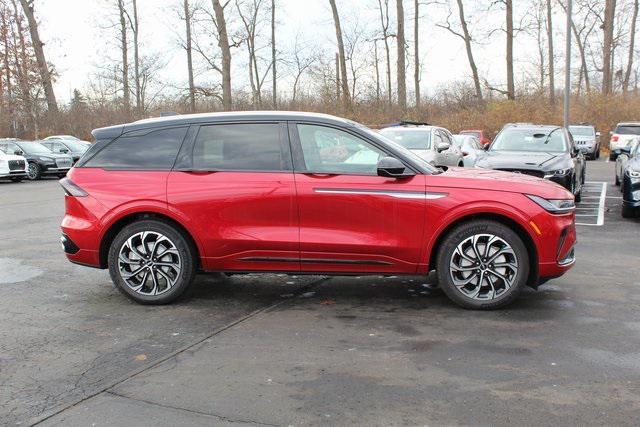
[460,130,480,139]
[378,129,431,150]
[615,125,640,135]
[453,135,477,150]
[63,140,89,151]
[355,125,438,173]
[569,126,595,137]
[17,142,54,155]
[490,128,567,153]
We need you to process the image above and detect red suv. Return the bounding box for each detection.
[61,112,576,309]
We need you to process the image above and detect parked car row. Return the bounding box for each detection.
[375,121,587,201]
[613,138,640,218]
[0,136,89,182]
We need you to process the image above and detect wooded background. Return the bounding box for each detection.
[0,0,635,147]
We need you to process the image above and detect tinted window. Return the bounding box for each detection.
[297,124,385,174]
[85,127,187,169]
[191,123,286,171]
[569,126,595,137]
[615,125,640,135]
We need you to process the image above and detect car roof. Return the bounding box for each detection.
[502,123,561,131]
[93,111,357,140]
[617,122,640,126]
[379,126,436,131]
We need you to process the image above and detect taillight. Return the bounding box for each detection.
[60,177,88,197]
[611,135,619,142]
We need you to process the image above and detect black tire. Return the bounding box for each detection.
[615,174,620,186]
[108,219,197,305]
[622,205,636,218]
[435,220,529,310]
[27,162,41,180]
[596,148,600,159]
[574,179,582,203]
[10,177,23,183]
[57,173,67,178]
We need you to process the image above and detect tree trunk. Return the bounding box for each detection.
[374,40,381,103]
[184,0,196,112]
[413,0,420,109]
[131,0,141,114]
[335,51,340,104]
[396,0,406,111]
[546,0,555,104]
[18,0,57,114]
[624,0,639,94]
[328,0,351,112]
[602,0,616,94]
[505,0,514,100]
[212,0,232,109]
[455,0,482,101]
[376,0,392,105]
[117,0,130,113]
[271,0,276,108]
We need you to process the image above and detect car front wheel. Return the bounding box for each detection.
[436,220,529,310]
[27,162,41,180]
[108,220,197,304]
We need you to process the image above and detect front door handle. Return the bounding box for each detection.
[176,168,218,175]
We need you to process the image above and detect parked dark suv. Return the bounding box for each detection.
[0,140,74,180]
[61,112,576,310]
[40,139,89,164]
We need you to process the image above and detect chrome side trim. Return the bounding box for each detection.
[314,188,447,200]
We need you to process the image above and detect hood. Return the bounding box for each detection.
[410,149,435,163]
[0,152,26,162]
[432,167,573,199]
[477,151,571,172]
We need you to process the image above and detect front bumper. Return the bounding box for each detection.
[546,174,572,191]
[531,209,577,282]
[0,171,27,178]
[622,175,640,206]
[41,165,71,175]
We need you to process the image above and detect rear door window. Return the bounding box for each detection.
[192,123,288,171]
[84,127,188,169]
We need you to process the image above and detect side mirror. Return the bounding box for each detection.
[14,150,23,156]
[377,156,415,179]
[571,146,579,157]
[436,142,450,152]
[60,148,69,153]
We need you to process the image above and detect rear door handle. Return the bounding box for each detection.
[176,168,218,175]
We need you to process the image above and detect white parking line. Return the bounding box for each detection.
[575,181,607,226]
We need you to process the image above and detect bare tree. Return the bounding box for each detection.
[271,0,276,107]
[505,0,514,100]
[288,35,316,104]
[212,0,232,109]
[602,0,616,94]
[623,0,639,94]
[438,0,483,101]
[18,0,57,114]
[413,0,420,108]
[328,0,351,112]
[375,0,393,104]
[396,0,407,111]
[183,0,195,112]
[117,0,130,112]
[546,0,554,104]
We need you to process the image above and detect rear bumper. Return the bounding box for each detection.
[61,195,104,268]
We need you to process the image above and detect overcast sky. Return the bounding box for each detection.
[35,0,573,103]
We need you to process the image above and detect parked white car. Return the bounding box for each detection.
[453,134,486,167]
[610,122,640,160]
[0,146,28,182]
[378,122,465,168]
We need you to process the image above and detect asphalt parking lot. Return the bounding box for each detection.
[1,158,639,426]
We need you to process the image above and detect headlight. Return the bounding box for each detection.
[526,194,575,213]
[627,169,640,179]
[551,168,571,176]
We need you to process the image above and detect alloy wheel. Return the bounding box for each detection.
[117,231,182,296]
[449,234,518,300]
[27,163,38,180]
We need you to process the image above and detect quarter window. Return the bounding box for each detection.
[84,127,187,169]
[192,123,287,171]
[296,124,385,174]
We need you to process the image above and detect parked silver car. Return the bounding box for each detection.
[453,134,485,167]
[568,124,600,160]
[378,123,465,168]
[615,139,640,187]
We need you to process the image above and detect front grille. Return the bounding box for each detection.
[8,160,25,171]
[496,169,545,178]
[55,158,72,168]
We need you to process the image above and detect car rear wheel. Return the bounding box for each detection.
[27,162,41,180]
[622,205,636,218]
[436,220,529,310]
[615,173,620,186]
[108,220,197,304]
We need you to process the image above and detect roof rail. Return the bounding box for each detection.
[381,120,431,128]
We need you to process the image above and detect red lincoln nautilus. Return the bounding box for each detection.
[60,112,576,309]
